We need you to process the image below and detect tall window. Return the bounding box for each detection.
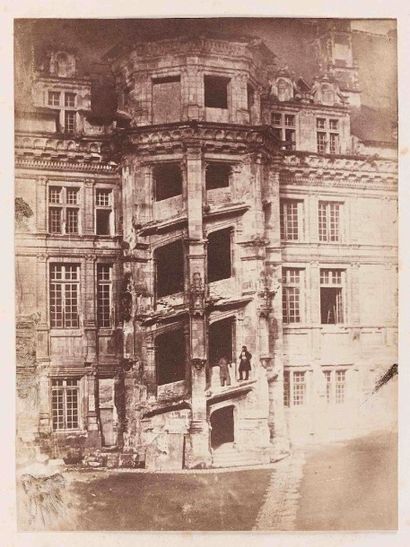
[280,199,303,241]
[323,369,347,404]
[51,379,79,430]
[282,268,303,324]
[95,189,112,235]
[316,117,340,154]
[271,112,296,150]
[64,111,76,133]
[320,269,345,324]
[318,201,342,242]
[48,186,79,235]
[207,228,232,283]
[97,264,112,327]
[49,264,80,328]
[284,370,307,407]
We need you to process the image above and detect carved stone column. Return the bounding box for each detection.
[185,143,210,467]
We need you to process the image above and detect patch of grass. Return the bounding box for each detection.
[70,469,272,531]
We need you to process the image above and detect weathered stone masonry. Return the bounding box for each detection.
[15,24,397,469]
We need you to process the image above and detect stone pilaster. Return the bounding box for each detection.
[83,255,97,366]
[83,178,95,235]
[185,144,211,467]
[85,367,101,448]
[36,176,48,234]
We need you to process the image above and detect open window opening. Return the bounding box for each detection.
[204,76,229,109]
[156,327,186,385]
[96,210,111,235]
[154,163,183,201]
[206,163,231,190]
[209,317,234,367]
[320,287,344,324]
[207,228,232,283]
[155,239,184,298]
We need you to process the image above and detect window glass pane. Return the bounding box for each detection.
[66,188,78,204]
[316,118,326,129]
[48,91,60,106]
[285,114,295,127]
[317,132,327,153]
[280,200,299,240]
[49,208,62,233]
[49,187,62,203]
[96,190,111,206]
[293,371,306,406]
[66,208,78,234]
[271,112,282,126]
[64,111,76,133]
[65,93,76,107]
[329,119,339,131]
[283,371,290,407]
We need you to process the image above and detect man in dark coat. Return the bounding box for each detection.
[218,356,231,387]
[238,345,252,381]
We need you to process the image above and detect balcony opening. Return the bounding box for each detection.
[155,239,184,298]
[207,228,232,283]
[210,405,234,449]
[156,328,186,385]
[209,317,234,367]
[152,75,181,124]
[96,209,111,235]
[154,163,183,201]
[204,75,229,109]
[206,163,231,190]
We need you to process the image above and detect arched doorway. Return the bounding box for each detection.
[210,405,234,449]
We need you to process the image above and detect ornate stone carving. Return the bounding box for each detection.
[192,358,207,371]
[258,267,280,318]
[189,272,205,317]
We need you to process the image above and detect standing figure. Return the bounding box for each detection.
[218,356,231,387]
[238,345,252,381]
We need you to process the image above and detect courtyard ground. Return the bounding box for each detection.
[18,429,397,531]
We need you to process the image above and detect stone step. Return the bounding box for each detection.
[212,448,263,468]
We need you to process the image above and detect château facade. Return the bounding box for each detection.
[15,21,398,470]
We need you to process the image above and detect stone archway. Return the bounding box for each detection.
[210,405,234,449]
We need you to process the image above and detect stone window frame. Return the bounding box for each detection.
[96,263,113,328]
[280,198,304,241]
[316,116,340,154]
[47,184,81,236]
[95,187,114,237]
[49,374,87,433]
[206,225,235,284]
[319,267,346,325]
[318,200,344,243]
[283,367,311,408]
[49,263,81,329]
[282,267,305,324]
[271,111,297,150]
[322,365,349,405]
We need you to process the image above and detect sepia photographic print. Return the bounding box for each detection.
[13,15,399,534]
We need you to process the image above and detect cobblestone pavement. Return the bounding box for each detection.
[253,450,306,531]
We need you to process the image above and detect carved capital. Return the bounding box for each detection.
[192,358,207,371]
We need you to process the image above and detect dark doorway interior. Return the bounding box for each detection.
[207,228,232,282]
[209,317,234,367]
[210,406,234,449]
[155,239,184,298]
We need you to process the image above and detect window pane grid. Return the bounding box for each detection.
[48,91,60,106]
[335,370,346,404]
[329,133,339,154]
[282,268,302,324]
[65,93,76,107]
[320,269,342,286]
[96,190,111,206]
[64,111,76,133]
[66,188,78,204]
[52,379,79,430]
[49,187,62,203]
[285,114,295,127]
[317,132,327,153]
[271,112,282,126]
[66,208,78,234]
[283,371,290,407]
[49,208,62,233]
[280,200,299,240]
[49,264,80,328]
[292,372,306,406]
[316,118,326,129]
[319,202,340,242]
